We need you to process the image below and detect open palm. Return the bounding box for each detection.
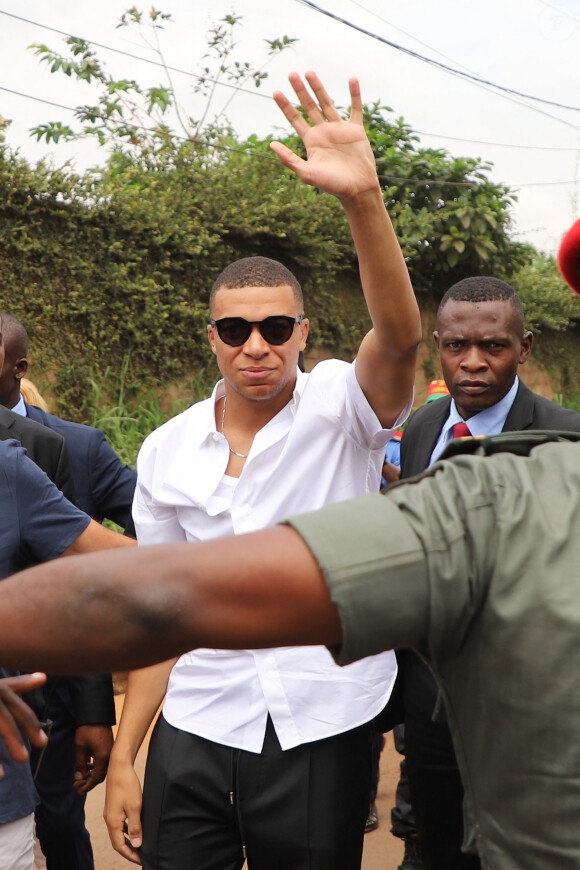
[271,71,379,201]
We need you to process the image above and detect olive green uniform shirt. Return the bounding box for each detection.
[287,441,580,870]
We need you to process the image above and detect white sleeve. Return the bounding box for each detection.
[133,436,187,546]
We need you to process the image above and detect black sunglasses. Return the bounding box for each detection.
[210,315,304,347]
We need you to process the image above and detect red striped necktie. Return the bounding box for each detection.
[451,422,471,439]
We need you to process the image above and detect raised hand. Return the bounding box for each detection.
[271,71,379,201]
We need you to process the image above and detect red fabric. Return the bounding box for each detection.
[558,217,580,296]
[451,422,471,438]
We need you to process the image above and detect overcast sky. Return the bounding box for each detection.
[0,0,579,254]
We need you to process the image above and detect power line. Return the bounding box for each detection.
[3,3,578,137]
[414,129,579,153]
[296,0,580,116]
[0,9,273,101]
[330,5,580,138]
[341,0,580,130]
[2,82,576,157]
[3,5,579,147]
[0,85,75,114]
[2,83,579,187]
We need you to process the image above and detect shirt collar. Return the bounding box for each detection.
[442,377,520,440]
[11,395,27,417]
[200,368,305,446]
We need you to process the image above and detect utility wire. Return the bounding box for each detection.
[341,0,580,129]
[0,85,74,114]
[296,0,580,115]
[3,4,579,130]
[0,9,273,101]
[414,129,579,153]
[3,5,579,145]
[2,83,579,186]
[2,83,577,156]
[340,0,579,130]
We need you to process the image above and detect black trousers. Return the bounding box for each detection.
[390,724,417,839]
[141,714,373,870]
[34,684,94,870]
[398,650,481,870]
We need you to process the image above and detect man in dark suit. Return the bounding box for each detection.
[0,404,76,507]
[0,313,136,870]
[396,276,580,870]
[0,313,136,528]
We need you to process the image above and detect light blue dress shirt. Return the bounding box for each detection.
[11,395,26,416]
[430,377,519,466]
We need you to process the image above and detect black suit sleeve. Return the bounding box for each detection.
[88,429,137,529]
[49,437,77,505]
[67,674,116,726]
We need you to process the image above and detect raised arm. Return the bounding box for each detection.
[271,71,421,428]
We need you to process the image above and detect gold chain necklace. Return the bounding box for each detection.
[221,397,249,459]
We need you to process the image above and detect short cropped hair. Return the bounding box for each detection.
[209,257,303,314]
[0,313,29,356]
[438,277,524,332]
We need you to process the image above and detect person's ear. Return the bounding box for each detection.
[433,330,440,354]
[15,358,28,380]
[519,331,533,365]
[207,323,218,356]
[299,318,309,350]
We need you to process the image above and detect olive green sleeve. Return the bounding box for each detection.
[285,453,502,667]
[285,492,431,665]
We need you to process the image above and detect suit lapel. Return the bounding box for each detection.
[502,381,535,432]
[403,397,451,476]
[0,405,18,437]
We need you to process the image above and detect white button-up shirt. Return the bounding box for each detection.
[134,359,411,751]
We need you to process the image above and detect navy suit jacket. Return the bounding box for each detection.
[25,404,137,529]
[400,380,580,478]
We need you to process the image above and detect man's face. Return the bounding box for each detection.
[434,299,532,419]
[207,284,309,404]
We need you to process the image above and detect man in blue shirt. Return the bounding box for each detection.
[0,312,137,870]
[0,439,134,870]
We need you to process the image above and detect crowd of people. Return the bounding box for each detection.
[1,69,580,870]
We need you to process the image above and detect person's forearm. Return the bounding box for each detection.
[111,661,176,763]
[342,186,420,357]
[63,520,137,556]
[343,186,420,427]
[0,526,340,674]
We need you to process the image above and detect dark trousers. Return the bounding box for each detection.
[34,685,94,870]
[141,714,373,870]
[369,728,385,805]
[399,650,481,870]
[390,724,417,839]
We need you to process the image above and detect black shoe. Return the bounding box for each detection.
[398,835,423,869]
[364,803,379,833]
